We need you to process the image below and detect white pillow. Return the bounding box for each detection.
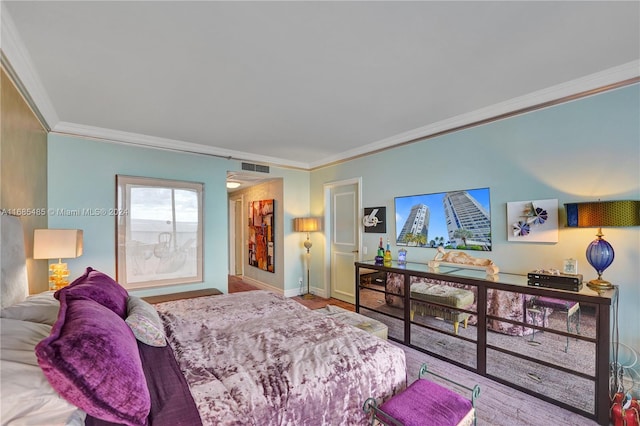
[0,318,81,425]
[0,291,60,326]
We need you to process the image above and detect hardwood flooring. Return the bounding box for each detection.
[228,275,354,311]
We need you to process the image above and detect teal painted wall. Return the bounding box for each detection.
[311,84,640,377]
[47,134,231,295]
[47,133,311,297]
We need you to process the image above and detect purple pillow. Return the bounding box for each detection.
[36,294,151,426]
[55,267,128,318]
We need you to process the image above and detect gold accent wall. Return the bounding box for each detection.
[1,67,49,293]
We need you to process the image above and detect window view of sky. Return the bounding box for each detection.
[130,187,199,222]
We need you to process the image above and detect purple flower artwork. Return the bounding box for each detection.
[506,199,558,243]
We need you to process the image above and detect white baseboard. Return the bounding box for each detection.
[240,276,327,299]
[240,276,282,295]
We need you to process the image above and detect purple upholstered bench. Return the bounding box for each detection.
[363,364,480,426]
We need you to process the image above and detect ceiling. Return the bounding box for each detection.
[2,1,639,170]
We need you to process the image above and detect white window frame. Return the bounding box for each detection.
[116,175,204,289]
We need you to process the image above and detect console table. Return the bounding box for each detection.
[355,260,618,426]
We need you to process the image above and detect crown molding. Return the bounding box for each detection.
[1,3,59,129]
[51,122,311,170]
[309,60,640,170]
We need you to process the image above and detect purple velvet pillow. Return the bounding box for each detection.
[55,267,128,318]
[36,294,151,426]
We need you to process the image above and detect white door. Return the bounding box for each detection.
[326,179,360,304]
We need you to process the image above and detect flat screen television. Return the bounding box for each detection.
[394,187,491,251]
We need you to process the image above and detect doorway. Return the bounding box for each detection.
[228,197,244,276]
[323,178,361,304]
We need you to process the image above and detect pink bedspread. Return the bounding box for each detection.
[155,290,406,425]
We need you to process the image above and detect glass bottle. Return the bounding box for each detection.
[384,239,392,266]
[375,237,384,264]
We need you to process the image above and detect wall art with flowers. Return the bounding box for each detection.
[506,199,558,243]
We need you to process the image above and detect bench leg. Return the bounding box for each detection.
[564,304,581,353]
[453,321,459,335]
[410,310,415,321]
[564,310,570,353]
[463,318,468,329]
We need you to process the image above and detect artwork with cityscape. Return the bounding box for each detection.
[394,188,492,252]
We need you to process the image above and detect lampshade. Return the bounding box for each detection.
[33,229,84,259]
[293,217,320,233]
[564,200,639,294]
[565,200,640,228]
[33,229,83,290]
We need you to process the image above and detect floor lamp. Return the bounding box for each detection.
[293,217,320,299]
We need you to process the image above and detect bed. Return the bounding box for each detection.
[1,217,406,426]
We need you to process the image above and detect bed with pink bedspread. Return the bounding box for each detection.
[155,290,406,425]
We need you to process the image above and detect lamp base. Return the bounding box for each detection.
[49,262,70,291]
[587,278,614,295]
[302,293,315,300]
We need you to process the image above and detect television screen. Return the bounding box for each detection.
[394,187,491,251]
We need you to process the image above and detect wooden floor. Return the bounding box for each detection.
[228,275,354,311]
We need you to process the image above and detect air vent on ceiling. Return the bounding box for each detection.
[241,162,270,173]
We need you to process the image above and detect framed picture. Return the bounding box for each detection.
[507,199,559,243]
[563,258,578,275]
[394,188,491,251]
[116,175,204,289]
[248,199,275,273]
[363,207,386,233]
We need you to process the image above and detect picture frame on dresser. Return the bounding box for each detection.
[563,258,578,275]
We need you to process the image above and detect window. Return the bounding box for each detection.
[116,175,203,289]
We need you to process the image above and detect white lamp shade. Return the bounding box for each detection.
[33,229,83,260]
[293,217,320,233]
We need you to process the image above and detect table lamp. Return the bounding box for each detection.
[565,200,639,293]
[34,229,83,290]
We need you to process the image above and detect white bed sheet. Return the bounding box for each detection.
[0,318,83,426]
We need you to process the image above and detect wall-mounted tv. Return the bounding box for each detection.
[394,187,491,252]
